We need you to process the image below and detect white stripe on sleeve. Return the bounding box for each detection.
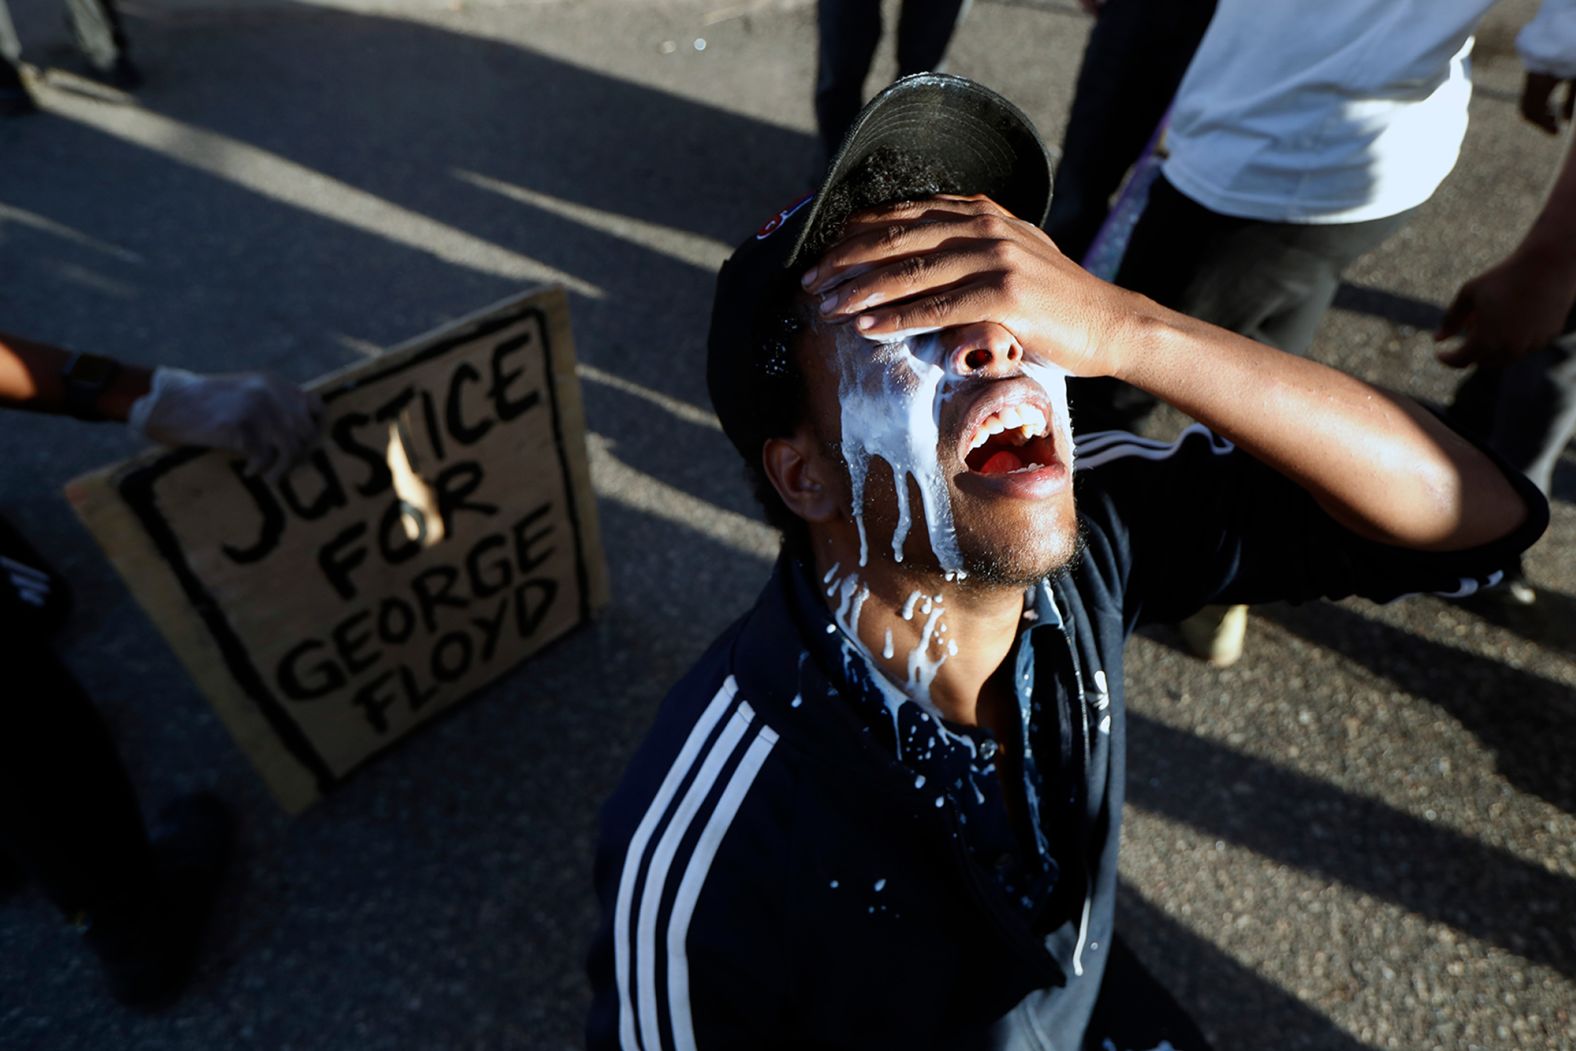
[615,677,739,1051]
[635,702,758,1049]
[1076,423,1231,472]
[666,722,780,1051]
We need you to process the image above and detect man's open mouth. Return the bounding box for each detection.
[962,401,1056,476]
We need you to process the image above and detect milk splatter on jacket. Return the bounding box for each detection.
[587,425,1546,1051]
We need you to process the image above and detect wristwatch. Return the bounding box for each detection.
[61,351,121,421]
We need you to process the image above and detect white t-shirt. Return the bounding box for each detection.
[1161,0,1576,225]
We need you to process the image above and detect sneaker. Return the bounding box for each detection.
[1178,603,1248,667]
[1503,572,1538,607]
[1451,569,1538,611]
[84,794,233,1010]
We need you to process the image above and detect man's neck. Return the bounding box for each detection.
[809,542,1026,727]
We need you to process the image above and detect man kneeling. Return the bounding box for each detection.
[586,75,1546,1051]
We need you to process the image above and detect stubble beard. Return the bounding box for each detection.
[950,498,1084,590]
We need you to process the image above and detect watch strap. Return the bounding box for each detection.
[61,351,120,421]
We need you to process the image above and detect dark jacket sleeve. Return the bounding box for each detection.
[586,672,796,1051]
[1072,424,1550,626]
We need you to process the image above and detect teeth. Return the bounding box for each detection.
[969,415,1001,451]
[967,403,1051,452]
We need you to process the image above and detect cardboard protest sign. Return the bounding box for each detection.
[67,288,608,812]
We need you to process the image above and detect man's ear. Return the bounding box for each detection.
[762,427,841,524]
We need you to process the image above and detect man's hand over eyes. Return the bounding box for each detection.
[800,195,1138,379]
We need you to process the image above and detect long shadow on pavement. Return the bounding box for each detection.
[1,5,808,1046]
[1257,599,1576,816]
[1128,708,1576,979]
[1117,883,1381,1051]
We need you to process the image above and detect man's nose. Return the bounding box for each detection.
[945,323,1023,377]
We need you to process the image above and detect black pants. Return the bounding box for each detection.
[1071,175,1413,435]
[0,519,155,925]
[1046,0,1218,264]
[814,0,970,162]
[0,0,128,79]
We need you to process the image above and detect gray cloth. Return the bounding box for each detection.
[1069,174,1412,434]
[1114,174,1413,355]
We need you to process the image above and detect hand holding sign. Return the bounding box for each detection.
[129,367,325,481]
[69,290,608,811]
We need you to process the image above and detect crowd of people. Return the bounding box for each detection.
[2,0,1572,1046]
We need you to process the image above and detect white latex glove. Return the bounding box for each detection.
[128,367,324,480]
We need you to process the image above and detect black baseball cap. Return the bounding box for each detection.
[706,73,1054,463]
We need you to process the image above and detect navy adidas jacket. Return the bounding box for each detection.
[587,425,1546,1051]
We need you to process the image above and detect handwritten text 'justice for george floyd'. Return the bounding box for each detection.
[218,338,564,733]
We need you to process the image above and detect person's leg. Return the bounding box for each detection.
[1047,0,1218,264]
[0,629,234,1007]
[63,0,137,85]
[1110,176,1414,354]
[0,629,158,927]
[0,0,32,114]
[814,0,884,163]
[0,510,231,1006]
[1233,212,1415,354]
[0,0,20,66]
[893,0,970,77]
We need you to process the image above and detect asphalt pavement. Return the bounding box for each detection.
[0,0,1572,1048]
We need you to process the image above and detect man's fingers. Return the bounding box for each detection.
[816,247,995,318]
[807,210,1032,293]
[1433,337,1480,368]
[842,194,1000,227]
[833,199,992,240]
[807,214,989,291]
[848,283,1000,339]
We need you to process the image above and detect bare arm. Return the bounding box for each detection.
[0,330,153,420]
[1112,303,1525,549]
[804,196,1531,552]
[0,329,324,479]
